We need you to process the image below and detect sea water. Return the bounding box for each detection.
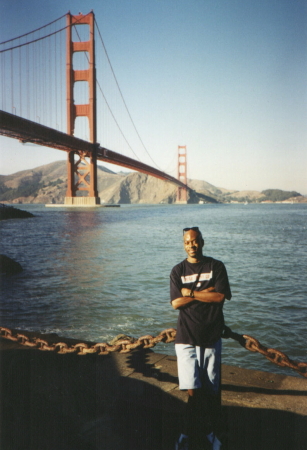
[0,203,306,377]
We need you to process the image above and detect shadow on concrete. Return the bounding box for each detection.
[222,383,307,397]
[222,404,307,450]
[125,346,179,384]
[0,341,184,450]
[1,339,306,450]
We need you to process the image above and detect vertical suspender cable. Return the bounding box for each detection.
[19,42,22,116]
[41,36,44,123]
[1,53,3,110]
[33,39,36,123]
[38,38,41,124]
[47,27,50,126]
[0,54,2,110]
[59,24,63,132]
[53,28,55,127]
[29,37,31,120]
[10,50,13,114]
[36,38,39,122]
[26,44,29,118]
[36,32,39,121]
[2,52,5,110]
[54,28,58,129]
[40,31,44,124]
[30,39,33,121]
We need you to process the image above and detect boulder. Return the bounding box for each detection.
[0,204,34,220]
[0,254,23,275]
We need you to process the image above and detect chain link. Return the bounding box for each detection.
[242,334,307,378]
[1,326,306,378]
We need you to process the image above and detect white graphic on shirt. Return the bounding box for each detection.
[181,271,213,285]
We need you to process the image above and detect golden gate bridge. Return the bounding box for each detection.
[0,11,189,205]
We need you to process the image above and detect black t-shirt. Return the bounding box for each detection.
[170,256,232,346]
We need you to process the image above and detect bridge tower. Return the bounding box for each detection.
[64,12,100,206]
[176,145,188,203]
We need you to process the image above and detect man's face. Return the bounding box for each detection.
[183,230,204,260]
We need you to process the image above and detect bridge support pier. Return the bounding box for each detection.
[64,149,101,206]
[64,197,101,206]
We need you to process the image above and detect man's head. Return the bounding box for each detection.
[183,227,204,262]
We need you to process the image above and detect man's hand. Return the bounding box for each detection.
[181,286,216,297]
[181,288,192,297]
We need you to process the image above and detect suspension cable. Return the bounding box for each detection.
[73,24,141,160]
[0,13,67,45]
[94,18,165,171]
[0,14,90,53]
[96,79,141,160]
[163,148,179,175]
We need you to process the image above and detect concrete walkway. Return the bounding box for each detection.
[1,332,306,449]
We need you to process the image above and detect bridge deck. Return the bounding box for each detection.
[0,110,188,188]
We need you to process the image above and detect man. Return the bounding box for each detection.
[170,227,231,450]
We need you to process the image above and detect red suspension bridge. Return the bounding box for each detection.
[0,11,189,205]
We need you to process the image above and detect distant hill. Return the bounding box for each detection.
[0,161,306,204]
[0,161,207,204]
[261,189,302,202]
[223,190,265,201]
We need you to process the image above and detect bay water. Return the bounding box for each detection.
[1,203,306,377]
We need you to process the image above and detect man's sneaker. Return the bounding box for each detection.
[175,434,189,450]
[206,432,222,450]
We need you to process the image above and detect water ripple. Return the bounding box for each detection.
[1,203,306,376]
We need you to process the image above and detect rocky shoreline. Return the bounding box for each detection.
[0,203,34,220]
[0,204,34,275]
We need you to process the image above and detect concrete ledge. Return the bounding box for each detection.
[221,364,307,415]
[1,331,306,449]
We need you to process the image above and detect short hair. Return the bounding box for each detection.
[183,227,203,240]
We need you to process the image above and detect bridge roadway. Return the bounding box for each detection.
[0,110,188,189]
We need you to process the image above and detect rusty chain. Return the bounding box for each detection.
[242,334,307,378]
[1,326,306,378]
[0,326,177,356]
[221,326,307,379]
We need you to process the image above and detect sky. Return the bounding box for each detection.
[0,0,306,194]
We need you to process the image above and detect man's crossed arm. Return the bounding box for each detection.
[171,286,225,310]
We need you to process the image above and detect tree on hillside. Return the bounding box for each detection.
[261,189,301,202]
